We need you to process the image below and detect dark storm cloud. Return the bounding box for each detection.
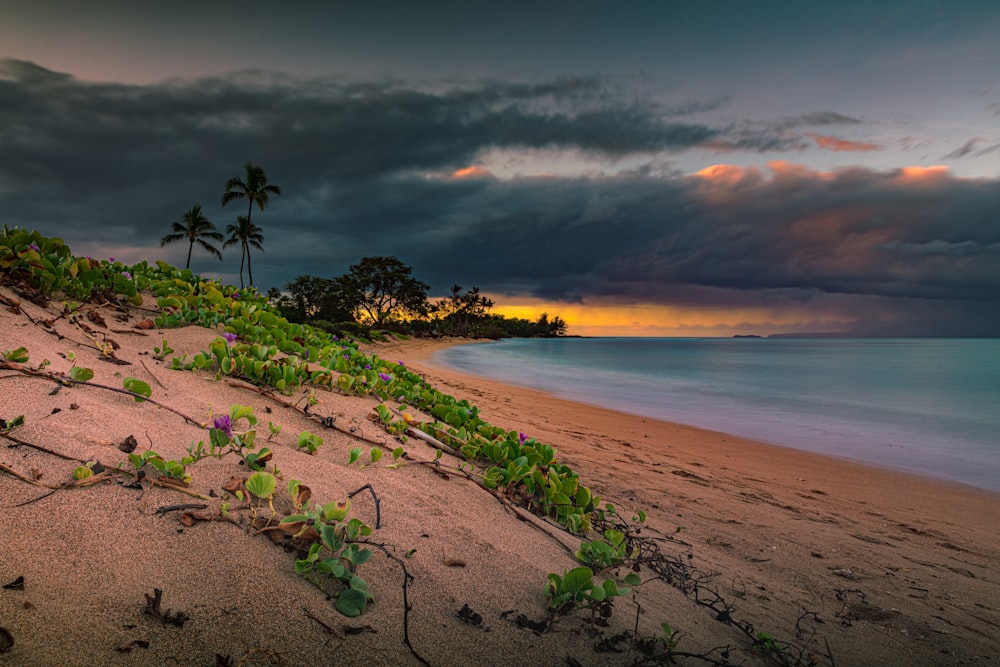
[0,60,786,230]
[384,165,1000,335]
[3,59,999,336]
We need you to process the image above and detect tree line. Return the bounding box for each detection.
[268,257,568,339]
[161,163,567,339]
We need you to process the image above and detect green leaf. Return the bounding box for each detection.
[72,466,93,480]
[561,566,595,598]
[69,366,94,382]
[123,377,152,402]
[320,524,343,553]
[348,447,362,465]
[351,548,373,566]
[245,471,276,499]
[335,588,368,617]
[602,579,627,597]
[323,500,351,522]
[624,573,642,586]
[369,448,383,463]
[350,574,373,599]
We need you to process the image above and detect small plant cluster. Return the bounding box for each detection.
[279,480,375,617]
[543,507,645,627]
[544,565,640,622]
[185,404,274,471]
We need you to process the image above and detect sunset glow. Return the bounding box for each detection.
[486,296,855,338]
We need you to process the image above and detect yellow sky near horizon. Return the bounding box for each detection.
[486,295,856,338]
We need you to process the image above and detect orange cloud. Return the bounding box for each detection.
[805,133,882,152]
[693,164,756,184]
[896,165,949,180]
[451,166,492,179]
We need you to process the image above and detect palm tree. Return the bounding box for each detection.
[221,162,281,225]
[221,163,280,288]
[224,215,264,288]
[159,204,223,269]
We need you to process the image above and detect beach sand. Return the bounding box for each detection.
[2,290,998,666]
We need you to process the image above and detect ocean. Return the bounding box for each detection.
[434,338,1000,492]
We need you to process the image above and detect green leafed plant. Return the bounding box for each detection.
[544,565,639,621]
[127,449,192,485]
[2,347,29,363]
[295,430,323,455]
[281,491,374,617]
[152,338,174,360]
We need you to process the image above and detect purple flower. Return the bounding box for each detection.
[121,271,131,279]
[364,364,372,370]
[332,335,339,341]
[28,242,40,252]
[519,432,528,444]
[222,332,239,345]
[212,414,233,438]
[378,373,392,383]
[397,361,405,366]
[108,257,115,262]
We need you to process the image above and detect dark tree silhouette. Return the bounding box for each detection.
[223,216,264,288]
[334,256,430,327]
[221,163,281,287]
[159,204,223,269]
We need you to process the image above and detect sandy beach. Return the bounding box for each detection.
[2,290,999,666]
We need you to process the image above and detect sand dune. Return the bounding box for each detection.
[2,287,998,666]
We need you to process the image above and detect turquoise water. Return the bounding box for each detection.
[435,338,1000,492]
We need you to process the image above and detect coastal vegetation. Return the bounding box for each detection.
[156,164,565,340]
[271,267,568,340]
[1,226,825,665]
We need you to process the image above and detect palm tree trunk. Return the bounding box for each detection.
[186,241,194,269]
[246,241,254,286]
[244,200,253,288]
[239,244,246,288]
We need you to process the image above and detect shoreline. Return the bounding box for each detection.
[369,336,1000,505]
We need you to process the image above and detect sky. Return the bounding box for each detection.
[1,0,999,337]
